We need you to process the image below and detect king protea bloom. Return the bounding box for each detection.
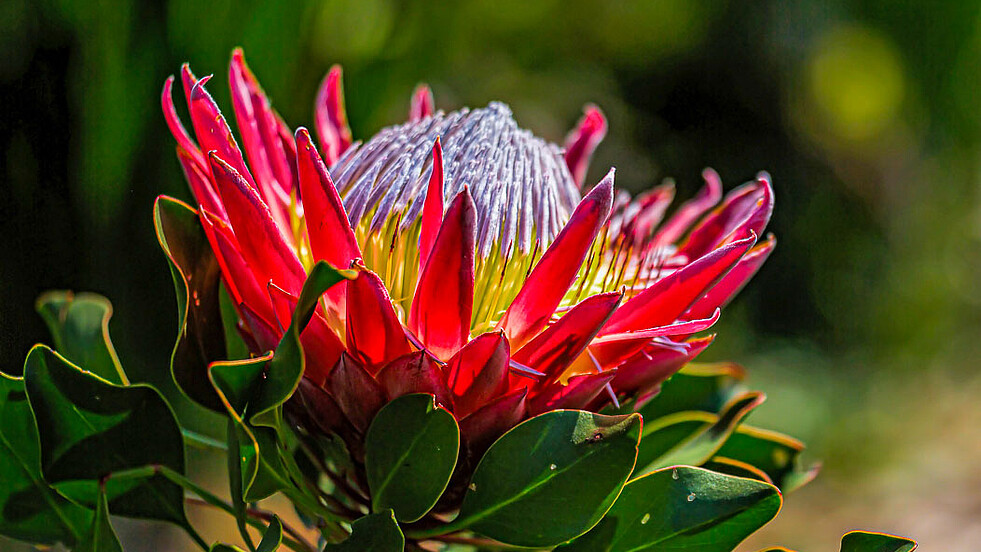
[160,49,774,470]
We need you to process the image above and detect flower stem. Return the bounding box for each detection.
[226,419,257,551]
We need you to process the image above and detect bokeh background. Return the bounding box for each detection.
[2,0,980,550]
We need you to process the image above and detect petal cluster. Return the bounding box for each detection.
[161,49,776,462]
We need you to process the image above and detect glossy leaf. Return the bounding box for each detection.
[154,195,227,411]
[209,355,291,502]
[557,466,781,552]
[36,291,126,385]
[241,426,292,502]
[365,394,459,522]
[633,362,746,419]
[22,345,187,525]
[77,487,123,552]
[0,371,91,546]
[253,261,352,427]
[451,410,641,547]
[840,531,917,552]
[208,263,350,428]
[702,457,773,484]
[323,510,404,552]
[635,391,765,475]
[713,425,820,492]
[208,264,350,502]
[256,516,283,552]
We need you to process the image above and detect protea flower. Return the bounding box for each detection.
[160,49,774,487]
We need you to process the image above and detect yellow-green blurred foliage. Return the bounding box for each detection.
[1,1,979,550]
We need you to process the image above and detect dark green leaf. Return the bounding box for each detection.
[365,394,459,522]
[636,392,765,475]
[257,516,283,552]
[36,291,127,385]
[0,371,91,546]
[209,355,270,418]
[557,466,782,552]
[208,262,352,504]
[251,261,353,428]
[635,363,745,420]
[208,262,352,427]
[323,510,404,552]
[713,425,820,492]
[77,486,122,552]
[840,531,917,552]
[702,457,773,483]
[154,195,227,411]
[451,410,641,547]
[209,355,291,503]
[634,413,710,469]
[23,345,187,525]
[242,426,293,502]
[225,417,253,549]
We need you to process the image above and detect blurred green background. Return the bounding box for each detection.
[2,0,980,550]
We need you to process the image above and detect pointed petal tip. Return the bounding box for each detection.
[701,167,722,189]
[586,168,615,201]
[294,126,313,147]
[564,106,609,187]
[759,232,776,250]
[410,84,435,122]
[207,149,233,172]
[192,73,213,90]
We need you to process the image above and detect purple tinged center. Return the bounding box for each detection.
[330,102,580,258]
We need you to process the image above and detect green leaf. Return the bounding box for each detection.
[219,283,251,361]
[636,391,765,475]
[0,371,92,546]
[365,394,459,522]
[209,355,291,503]
[208,262,352,426]
[225,417,254,550]
[450,410,641,548]
[256,516,283,552]
[251,261,353,428]
[77,486,122,552]
[840,531,917,552]
[35,291,127,385]
[242,426,293,502]
[702,457,773,483]
[635,363,745,420]
[713,425,820,492]
[208,262,352,503]
[23,345,188,525]
[154,195,228,412]
[210,545,246,552]
[323,510,404,552]
[557,466,782,552]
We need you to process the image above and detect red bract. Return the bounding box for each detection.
[159,49,776,465]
